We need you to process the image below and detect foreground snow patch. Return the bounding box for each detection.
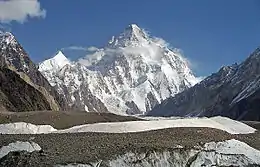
[0,116,256,134]
[0,141,41,159]
[0,122,57,134]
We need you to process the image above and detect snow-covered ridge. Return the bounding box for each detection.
[0,116,256,135]
[39,24,201,114]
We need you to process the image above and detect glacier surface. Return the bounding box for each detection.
[0,116,255,135]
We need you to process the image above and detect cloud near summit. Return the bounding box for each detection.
[0,0,46,23]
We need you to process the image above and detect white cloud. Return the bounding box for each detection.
[87,46,99,52]
[62,46,88,51]
[62,46,99,52]
[152,37,169,47]
[0,0,46,23]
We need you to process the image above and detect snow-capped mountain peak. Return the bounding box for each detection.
[53,51,69,64]
[39,51,70,72]
[39,24,200,115]
[128,23,141,30]
[125,24,147,38]
[108,24,149,47]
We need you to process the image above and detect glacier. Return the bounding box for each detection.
[54,139,260,167]
[0,116,256,135]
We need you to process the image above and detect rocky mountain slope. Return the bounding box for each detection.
[148,47,260,121]
[0,31,67,112]
[39,24,200,114]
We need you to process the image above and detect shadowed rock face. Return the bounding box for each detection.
[148,47,260,121]
[0,31,67,112]
[0,68,52,112]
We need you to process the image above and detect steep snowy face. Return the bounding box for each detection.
[39,24,199,114]
[149,47,260,121]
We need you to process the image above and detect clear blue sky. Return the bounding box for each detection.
[3,0,260,76]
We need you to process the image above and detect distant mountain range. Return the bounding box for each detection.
[1,25,260,121]
[148,47,260,121]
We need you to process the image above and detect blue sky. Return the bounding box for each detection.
[1,0,260,76]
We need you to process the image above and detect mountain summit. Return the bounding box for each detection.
[39,51,70,72]
[39,24,200,114]
[108,24,149,47]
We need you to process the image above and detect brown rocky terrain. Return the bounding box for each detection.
[0,111,142,129]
